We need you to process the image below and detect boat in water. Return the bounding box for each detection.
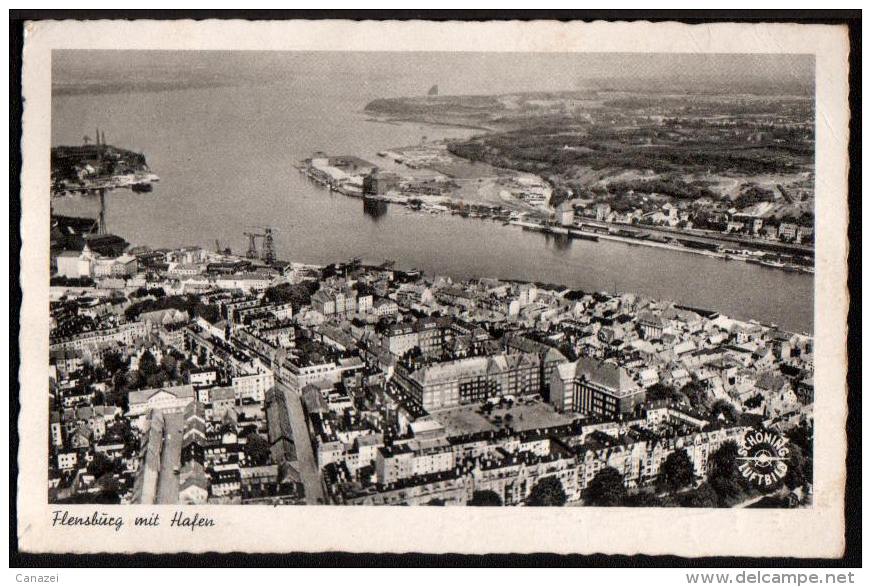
[131,182,153,193]
[760,259,787,269]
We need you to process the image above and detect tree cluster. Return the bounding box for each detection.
[264,281,318,309]
[107,349,187,409]
[527,476,568,506]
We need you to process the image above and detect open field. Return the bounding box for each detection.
[387,142,553,212]
[367,89,814,217]
[432,398,577,436]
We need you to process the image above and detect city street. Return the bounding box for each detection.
[278,383,325,504]
[156,412,183,505]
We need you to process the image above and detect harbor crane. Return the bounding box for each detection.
[215,240,232,255]
[261,227,276,264]
[243,231,263,259]
[242,226,277,264]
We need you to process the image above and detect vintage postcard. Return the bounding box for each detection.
[16,18,850,557]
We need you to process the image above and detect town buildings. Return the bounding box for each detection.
[549,356,646,418]
[48,242,814,507]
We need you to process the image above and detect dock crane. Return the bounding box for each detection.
[260,227,276,264]
[243,231,263,259]
[242,226,277,264]
[215,239,232,255]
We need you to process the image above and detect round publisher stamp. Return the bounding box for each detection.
[737,430,790,490]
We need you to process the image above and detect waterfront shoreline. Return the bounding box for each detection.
[52,86,813,334]
[297,162,814,276]
[362,113,495,133]
[51,172,160,197]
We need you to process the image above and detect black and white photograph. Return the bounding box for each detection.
[46,48,819,509]
[13,16,854,561]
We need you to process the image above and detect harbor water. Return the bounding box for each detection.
[51,53,814,333]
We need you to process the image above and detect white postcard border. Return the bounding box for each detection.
[18,19,850,556]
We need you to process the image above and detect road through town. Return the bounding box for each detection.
[278,383,325,504]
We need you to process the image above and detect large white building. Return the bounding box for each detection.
[232,369,275,403]
[56,250,92,280]
[127,384,196,417]
[55,244,138,280]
